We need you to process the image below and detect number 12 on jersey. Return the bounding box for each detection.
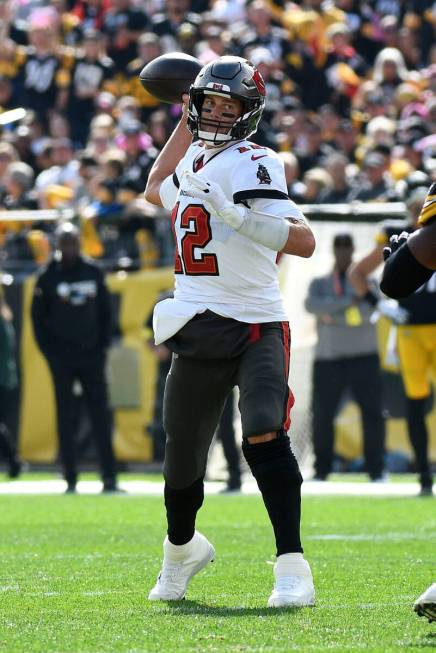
[171,202,219,276]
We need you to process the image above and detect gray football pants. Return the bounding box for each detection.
[163,322,293,489]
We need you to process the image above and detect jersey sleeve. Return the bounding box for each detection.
[229,149,289,205]
[380,242,434,299]
[249,197,307,223]
[159,144,199,210]
[159,173,179,211]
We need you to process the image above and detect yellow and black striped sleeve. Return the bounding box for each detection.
[418,183,436,226]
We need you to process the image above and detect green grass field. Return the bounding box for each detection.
[0,493,435,653]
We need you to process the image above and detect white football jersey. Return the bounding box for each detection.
[154,139,306,344]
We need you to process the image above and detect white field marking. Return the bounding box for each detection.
[1,589,63,596]
[0,552,149,561]
[281,640,392,649]
[0,479,425,497]
[315,602,412,609]
[5,589,142,598]
[308,532,434,541]
[0,585,19,592]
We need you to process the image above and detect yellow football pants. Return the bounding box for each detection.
[397,324,436,399]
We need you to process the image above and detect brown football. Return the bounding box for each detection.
[139,53,203,104]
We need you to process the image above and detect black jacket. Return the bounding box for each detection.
[31,256,112,361]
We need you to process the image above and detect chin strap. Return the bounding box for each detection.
[183,171,290,251]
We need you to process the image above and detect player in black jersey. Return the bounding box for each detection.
[381,183,436,297]
[349,188,435,496]
[379,185,436,623]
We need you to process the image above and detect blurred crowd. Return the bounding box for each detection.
[0,0,435,272]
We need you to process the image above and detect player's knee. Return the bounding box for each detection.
[243,408,282,441]
[246,431,277,444]
[164,465,199,490]
[164,451,205,489]
[242,430,302,483]
[163,435,209,489]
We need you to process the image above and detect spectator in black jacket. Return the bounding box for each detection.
[31,222,119,493]
[0,286,22,478]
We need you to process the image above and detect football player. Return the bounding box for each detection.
[380,182,436,297]
[348,187,436,496]
[145,56,316,607]
[380,185,436,624]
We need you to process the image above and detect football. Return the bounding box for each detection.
[139,53,203,104]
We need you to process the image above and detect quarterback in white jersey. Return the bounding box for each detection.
[154,138,307,342]
[145,56,316,608]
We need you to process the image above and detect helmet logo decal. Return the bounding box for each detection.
[252,69,266,96]
[205,82,231,92]
[257,164,271,185]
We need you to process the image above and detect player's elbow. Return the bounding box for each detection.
[282,226,315,257]
[293,231,315,258]
[379,278,404,299]
[282,229,316,258]
[301,231,316,258]
[144,180,163,207]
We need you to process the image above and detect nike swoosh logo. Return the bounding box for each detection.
[251,154,267,161]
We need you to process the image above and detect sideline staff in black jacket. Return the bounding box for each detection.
[31,223,119,493]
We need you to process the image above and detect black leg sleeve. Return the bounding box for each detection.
[406,398,432,487]
[242,432,303,556]
[164,477,205,545]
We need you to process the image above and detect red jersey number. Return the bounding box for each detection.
[172,204,219,276]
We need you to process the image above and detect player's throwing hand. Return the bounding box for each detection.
[183,171,246,229]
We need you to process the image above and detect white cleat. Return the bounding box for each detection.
[148,531,215,601]
[414,582,436,622]
[268,553,315,608]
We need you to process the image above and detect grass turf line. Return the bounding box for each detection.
[0,495,434,653]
